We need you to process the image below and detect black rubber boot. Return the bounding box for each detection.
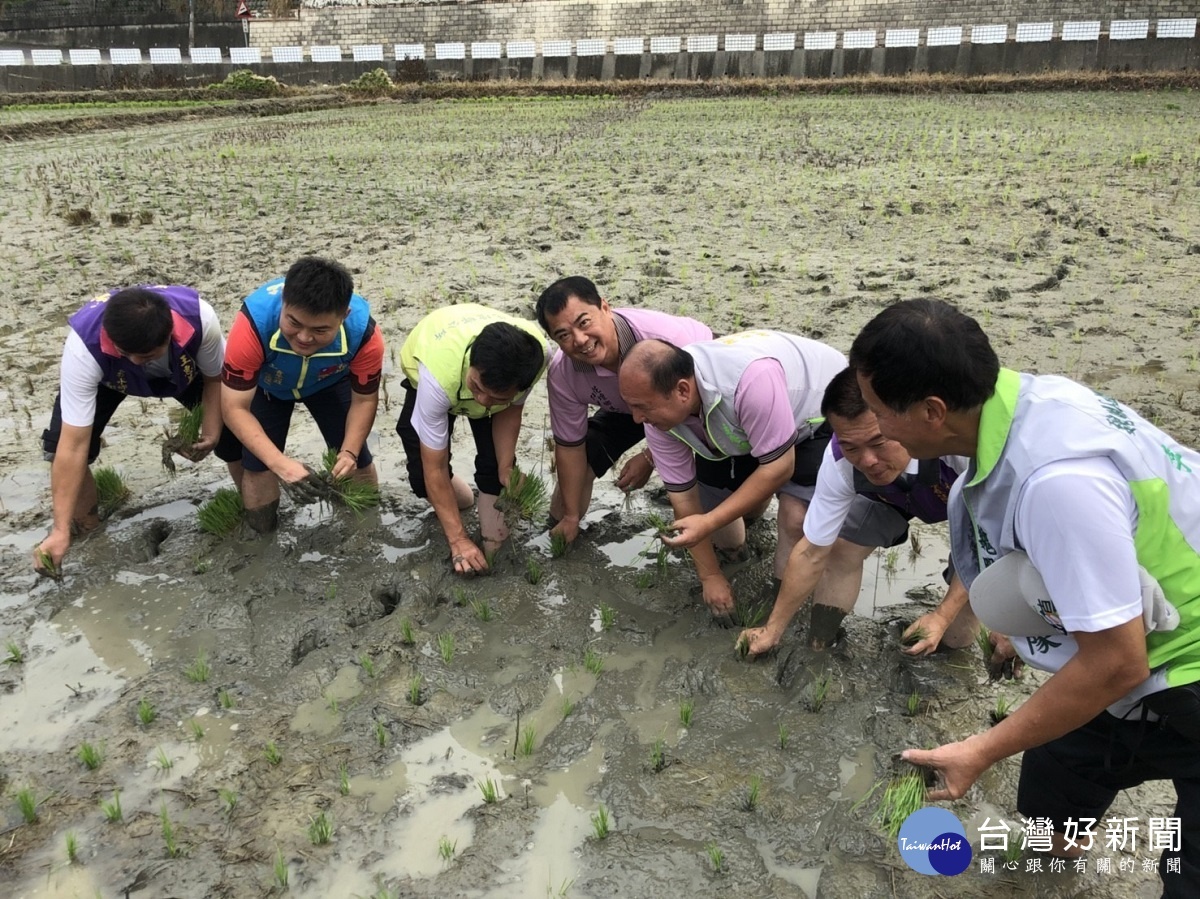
[809,604,848,649]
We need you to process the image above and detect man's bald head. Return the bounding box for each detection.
[621,339,694,396]
[619,339,698,430]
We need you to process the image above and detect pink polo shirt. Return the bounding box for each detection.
[547,307,712,446]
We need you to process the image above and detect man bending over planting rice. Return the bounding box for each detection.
[35,285,242,574]
[535,275,711,544]
[221,257,383,533]
[618,332,892,618]
[396,304,551,576]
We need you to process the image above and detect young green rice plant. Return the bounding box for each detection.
[65,830,78,863]
[583,647,604,676]
[735,635,750,659]
[807,672,832,712]
[197,487,244,537]
[219,788,238,816]
[900,625,929,648]
[519,725,536,757]
[990,695,1014,725]
[1002,839,1023,864]
[438,835,457,861]
[525,557,543,585]
[705,841,725,873]
[184,650,210,683]
[161,404,204,472]
[598,603,616,632]
[904,691,922,718]
[273,847,289,889]
[218,689,234,709]
[873,769,927,839]
[408,673,423,706]
[882,548,899,576]
[451,587,469,607]
[374,720,388,748]
[319,448,380,514]
[358,652,377,678]
[35,548,62,581]
[438,632,455,665]
[308,811,333,845]
[561,697,575,719]
[744,774,762,811]
[338,763,351,795]
[731,599,768,629]
[93,466,131,518]
[16,788,38,823]
[4,639,25,664]
[649,737,666,772]
[908,530,923,559]
[975,624,993,666]
[679,698,694,728]
[478,777,499,804]
[76,741,103,770]
[160,803,181,858]
[777,722,790,750]
[634,570,655,590]
[549,531,569,559]
[497,467,549,526]
[471,598,493,622]
[590,803,610,840]
[101,790,123,823]
[264,741,282,766]
[155,746,173,772]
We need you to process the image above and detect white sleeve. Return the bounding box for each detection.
[59,332,104,427]
[802,445,859,547]
[1014,456,1142,633]
[412,362,452,451]
[195,300,226,378]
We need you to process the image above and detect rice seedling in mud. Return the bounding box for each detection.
[197,487,244,537]
[34,549,62,581]
[1003,839,1024,864]
[706,841,726,873]
[308,811,334,845]
[731,599,768,629]
[519,726,536,757]
[438,835,457,862]
[990,695,1014,725]
[339,764,351,796]
[155,746,173,772]
[374,720,388,748]
[274,847,289,889]
[451,586,469,607]
[679,698,694,728]
[649,737,667,773]
[497,467,549,527]
[408,673,424,706]
[598,603,616,632]
[904,691,923,718]
[549,530,569,559]
[184,650,211,683]
[561,697,575,719]
[908,530,923,561]
[634,570,655,590]
[438,632,456,665]
[219,788,238,816]
[872,769,927,839]
[590,804,611,840]
[882,548,900,578]
[93,466,130,518]
[4,640,24,665]
[777,722,790,750]
[359,652,377,678]
[900,625,929,648]
[399,618,416,645]
[76,741,103,770]
[218,689,235,709]
[525,557,544,585]
[975,624,994,666]
[735,635,751,659]
[160,804,181,858]
[137,698,157,726]
[65,831,78,864]
[160,404,204,473]
[319,448,381,514]
[744,774,762,812]
[264,741,282,766]
[583,647,604,676]
[807,672,833,712]
[478,777,500,804]
[471,598,494,622]
[101,791,123,823]
[16,788,38,823]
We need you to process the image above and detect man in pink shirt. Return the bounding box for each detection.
[536,276,711,543]
[619,332,893,616]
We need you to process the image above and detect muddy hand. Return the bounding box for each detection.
[988,633,1025,681]
[281,465,327,505]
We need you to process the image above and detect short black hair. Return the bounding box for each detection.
[471,322,544,393]
[534,276,603,332]
[849,299,999,412]
[820,367,869,420]
[282,256,354,316]
[639,339,695,395]
[103,287,173,354]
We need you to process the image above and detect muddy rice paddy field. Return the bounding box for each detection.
[0,89,1198,899]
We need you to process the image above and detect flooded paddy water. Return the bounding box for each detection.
[1,89,1198,898]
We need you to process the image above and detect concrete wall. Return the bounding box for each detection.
[1,23,246,51]
[248,1,1199,47]
[2,36,1196,93]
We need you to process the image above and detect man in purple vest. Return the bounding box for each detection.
[739,367,979,655]
[35,286,242,574]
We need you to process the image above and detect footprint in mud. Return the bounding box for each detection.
[291,629,327,667]
[131,520,171,562]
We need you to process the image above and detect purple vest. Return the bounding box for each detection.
[68,286,205,398]
[831,435,957,524]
